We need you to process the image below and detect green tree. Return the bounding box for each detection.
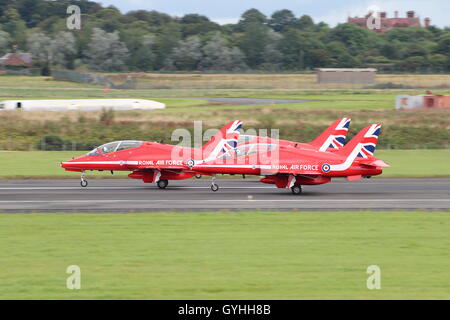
[277,28,305,69]
[386,27,434,43]
[428,54,449,71]
[261,30,283,70]
[298,15,314,30]
[169,36,202,70]
[125,10,173,27]
[52,31,77,69]
[27,32,53,74]
[1,7,27,47]
[309,49,334,67]
[153,23,181,69]
[238,21,270,68]
[0,29,10,55]
[436,34,450,56]
[404,44,428,57]
[269,9,296,32]
[236,8,267,31]
[128,34,156,71]
[397,56,429,72]
[330,23,372,55]
[180,14,220,37]
[380,42,401,60]
[199,33,247,71]
[84,28,129,71]
[95,7,123,32]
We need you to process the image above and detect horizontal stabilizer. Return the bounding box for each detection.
[359,159,390,168]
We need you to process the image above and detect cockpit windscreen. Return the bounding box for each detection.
[87,141,142,156]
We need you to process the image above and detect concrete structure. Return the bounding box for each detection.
[316,68,377,84]
[0,99,165,112]
[348,11,430,33]
[396,94,450,109]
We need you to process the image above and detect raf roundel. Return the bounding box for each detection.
[186,159,195,168]
[321,163,331,173]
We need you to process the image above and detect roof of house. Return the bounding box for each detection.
[348,17,420,33]
[0,53,32,66]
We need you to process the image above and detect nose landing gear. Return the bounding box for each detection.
[210,175,219,192]
[80,171,88,187]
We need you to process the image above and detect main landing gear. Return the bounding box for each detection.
[210,175,219,192]
[291,185,302,195]
[80,171,88,187]
[157,179,169,189]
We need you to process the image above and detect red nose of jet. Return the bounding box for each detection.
[61,156,90,171]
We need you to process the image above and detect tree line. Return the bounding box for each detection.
[1,0,450,73]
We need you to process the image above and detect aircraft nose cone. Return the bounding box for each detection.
[61,157,86,169]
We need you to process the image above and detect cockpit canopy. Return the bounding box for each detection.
[87,140,142,156]
[219,143,277,159]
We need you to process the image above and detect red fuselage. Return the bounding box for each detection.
[61,141,201,182]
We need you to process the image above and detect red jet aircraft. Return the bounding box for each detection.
[190,123,389,194]
[61,120,243,188]
[61,119,388,194]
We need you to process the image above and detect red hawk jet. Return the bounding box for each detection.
[61,120,243,188]
[190,123,389,194]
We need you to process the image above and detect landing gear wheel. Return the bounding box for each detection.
[291,185,302,195]
[80,171,88,187]
[157,179,169,189]
[195,174,202,179]
[211,184,219,192]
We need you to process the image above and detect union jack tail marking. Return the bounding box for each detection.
[313,118,352,152]
[325,117,351,150]
[357,124,381,158]
[202,120,242,162]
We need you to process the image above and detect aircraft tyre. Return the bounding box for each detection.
[157,179,169,189]
[291,185,302,195]
[211,184,219,192]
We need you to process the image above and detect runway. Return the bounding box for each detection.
[0,178,449,212]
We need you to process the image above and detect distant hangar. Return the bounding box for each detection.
[316,68,377,84]
[0,99,166,111]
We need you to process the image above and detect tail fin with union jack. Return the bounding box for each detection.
[309,118,351,152]
[328,124,385,172]
[201,120,242,162]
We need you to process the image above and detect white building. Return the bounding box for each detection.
[0,99,165,111]
[395,95,424,109]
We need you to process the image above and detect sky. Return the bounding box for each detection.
[96,0,449,28]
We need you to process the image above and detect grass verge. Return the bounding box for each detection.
[0,211,449,299]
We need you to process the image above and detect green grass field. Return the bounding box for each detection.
[0,149,448,178]
[1,75,450,111]
[0,211,449,299]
